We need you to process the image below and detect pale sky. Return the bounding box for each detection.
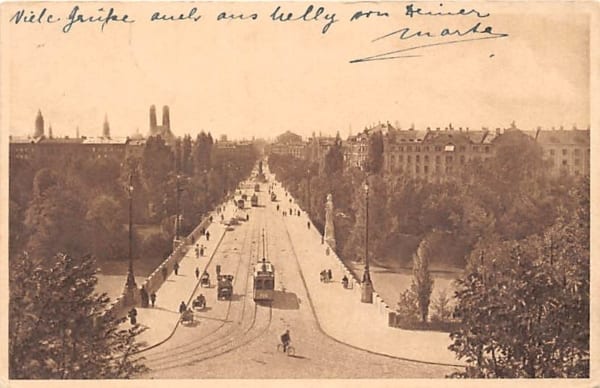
[2,2,591,140]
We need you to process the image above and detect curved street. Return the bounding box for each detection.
[136,184,457,378]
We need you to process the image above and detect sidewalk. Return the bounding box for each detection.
[128,203,237,350]
[275,183,464,367]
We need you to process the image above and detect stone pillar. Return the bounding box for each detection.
[324,193,336,250]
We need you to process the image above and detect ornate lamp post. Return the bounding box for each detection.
[361,181,373,303]
[125,172,137,299]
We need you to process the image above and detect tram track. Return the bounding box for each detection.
[142,205,274,372]
[140,216,256,364]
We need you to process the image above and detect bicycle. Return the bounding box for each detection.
[277,342,296,356]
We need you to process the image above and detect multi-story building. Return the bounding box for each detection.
[383,127,498,181]
[269,131,306,159]
[9,111,144,162]
[343,131,369,170]
[533,127,590,176]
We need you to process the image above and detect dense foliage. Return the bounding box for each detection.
[9,133,258,378]
[269,130,589,378]
[9,253,147,379]
[10,133,258,270]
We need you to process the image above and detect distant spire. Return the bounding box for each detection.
[103,114,110,138]
[162,105,170,131]
[48,124,53,139]
[76,126,80,138]
[34,109,44,138]
[149,105,157,134]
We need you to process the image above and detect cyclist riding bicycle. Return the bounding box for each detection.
[280,329,291,353]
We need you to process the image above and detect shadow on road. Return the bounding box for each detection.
[270,290,300,310]
[289,354,308,360]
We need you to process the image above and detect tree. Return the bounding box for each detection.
[174,137,182,173]
[367,130,384,173]
[182,134,193,175]
[323,133,344,177]
[413,239,434,323]
[449,197,589,378]
[86,195,127,261]
[24,170,89,260]
[141,136,174,220]
[9,253,147,378]
[193,131,213,175]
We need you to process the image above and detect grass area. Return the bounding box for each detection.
[393,319,461,333]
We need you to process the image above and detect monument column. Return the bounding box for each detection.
[324,193,336,250]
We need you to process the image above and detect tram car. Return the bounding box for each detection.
[217,275,234,300]
[251,193,259,207]
[237,199,245,209]
[270,192,277,202]
[253,258,275,302]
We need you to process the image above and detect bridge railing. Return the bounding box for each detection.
[107,207,220,318]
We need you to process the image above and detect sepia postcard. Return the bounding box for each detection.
[0,1,598,386]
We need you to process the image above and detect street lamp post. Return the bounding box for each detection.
[175,174,181,241]
[307,169,311,215]
[125,172,137,300]
[361,181,373,303]
[174,174,185,250]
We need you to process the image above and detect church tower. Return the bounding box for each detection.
[149,105,157,134]
[162,105,170,131]
[34,110,44,138]
[103,114,111,138]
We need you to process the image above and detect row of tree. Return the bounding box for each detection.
[10,133,258,268]
[269,129,589,378]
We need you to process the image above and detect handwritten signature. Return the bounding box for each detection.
[350,22,508,63]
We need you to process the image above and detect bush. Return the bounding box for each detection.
[430,289,452,322]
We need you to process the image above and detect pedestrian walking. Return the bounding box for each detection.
[206,230,210,241]
[221,214,225,221]
[179,301,187,314]
[195,244,200,258]
[326,247,330,256]
[200,245,205,256]
[150,292,156,307]
[195,267,200,279]
[307,221,311,229]
[210,216,213,223]
[140,286,149,308]
[128,308,138,325]
[321,234,324,244]
[327,269,332,282]
[174,262,180,275]
[162,266,168,280]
